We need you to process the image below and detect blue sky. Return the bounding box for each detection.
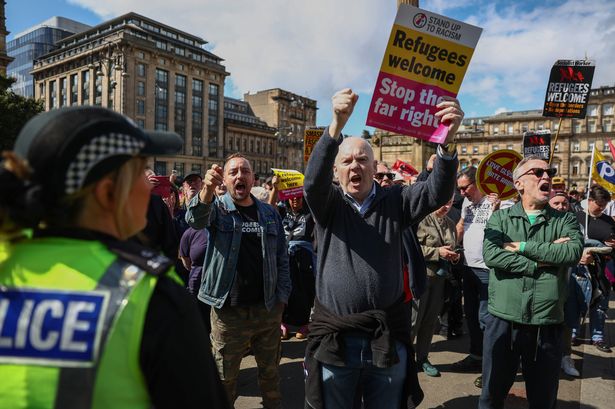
[6,0,615,136]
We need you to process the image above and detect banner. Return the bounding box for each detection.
[476,150,523,200]
[366,4,482,144]
[271,168,304,200]
[591,149,615,192]
[523,130,551,161]
[304,127,326,164]
[391,159,419,179]
[542,60,595,118]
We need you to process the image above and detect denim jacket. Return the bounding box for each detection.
[185,192,291,310]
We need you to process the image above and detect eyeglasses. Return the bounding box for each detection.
[520,167,557,179]
[375,172,395,181]
[458,182,474,192]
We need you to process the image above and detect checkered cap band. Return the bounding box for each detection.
[65,132,145,194]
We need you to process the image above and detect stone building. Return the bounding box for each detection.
[223,96,277,177]
[0,1,13,75]
[456,85,615,189]
[244,88,317,171]
[31,12,228,177]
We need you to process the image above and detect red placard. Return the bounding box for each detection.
[476,150,523,200]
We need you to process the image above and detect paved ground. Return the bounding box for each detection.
[235,296,615,408]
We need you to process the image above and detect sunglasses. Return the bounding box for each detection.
[520,167,557,179]
[375,172,395,181]
[458,182,474,192]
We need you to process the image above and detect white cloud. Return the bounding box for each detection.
[494,107,509,115]
[69,0,397,104]
[68,0,615,130]
[462,0,615,110]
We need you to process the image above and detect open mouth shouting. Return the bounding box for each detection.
[538,180,551,195]
[234,181,247,196]
[349,174,362,189]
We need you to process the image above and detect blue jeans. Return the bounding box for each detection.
[463,266,490,356]
[321,335,407,409]
[589,294,609,342]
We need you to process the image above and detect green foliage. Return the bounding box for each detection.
[0,75,44,151]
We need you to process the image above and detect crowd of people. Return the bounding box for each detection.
[0,89,613,409]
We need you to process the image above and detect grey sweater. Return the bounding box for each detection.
[304,132,458,315]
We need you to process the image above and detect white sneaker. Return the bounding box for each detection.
[561,355,580,377]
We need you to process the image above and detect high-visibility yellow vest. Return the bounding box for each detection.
[0,236,161,409]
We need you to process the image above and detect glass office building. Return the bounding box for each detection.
[7,17,89,97]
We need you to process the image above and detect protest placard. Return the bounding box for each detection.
[304,127,326,164]
[542,60,595,118]
[272,168,304,200]
[366,4,482,144]
[523,130,551,161]
[476,150,523,200]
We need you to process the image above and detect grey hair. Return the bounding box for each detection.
[512,155,547,182]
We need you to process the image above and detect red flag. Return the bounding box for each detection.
[392,159,419,177]
[608,139,615,162]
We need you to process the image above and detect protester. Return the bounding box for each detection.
[481,155,583,409]
[551,176,566,193]
[303,88,462,409]
[413,198,459,377]
[186,153,291,409]
[453,167,501,387]
[280,194,316,339]
[549,191,570,212]
[0,106,228,408]
[375,162,427,305]
[575,185,614,353]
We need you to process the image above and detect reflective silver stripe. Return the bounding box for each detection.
[53,259,146,409]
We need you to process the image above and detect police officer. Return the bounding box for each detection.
[0,107,229,409]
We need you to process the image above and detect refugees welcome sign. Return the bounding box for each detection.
[367,4,482,143]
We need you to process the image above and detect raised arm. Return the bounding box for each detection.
[185,164,223,229]
[304,89,358,224]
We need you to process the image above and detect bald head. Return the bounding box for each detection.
[334,137,378,203]
[335,137,375,164]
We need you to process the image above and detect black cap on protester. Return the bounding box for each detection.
[14,106,182,197]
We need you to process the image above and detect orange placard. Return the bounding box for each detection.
[476,150,523,200]
[304,128,325,163]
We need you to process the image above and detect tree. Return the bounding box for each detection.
[0,75,44,151]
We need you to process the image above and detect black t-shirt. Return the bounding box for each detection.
[227,202,264,306]
[576,210,615,243]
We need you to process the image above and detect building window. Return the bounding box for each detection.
[603,119,612,132]
[137,81,145,96]
[192,79,203,93]
[507,145,513,150]
[192,137,202,156]
[136,119,145,128]
[461,146,467,154]
[537,122,544,130]
[573,142,580,152]
[81,71,90,105]
[493,127,499,135]
[94,74,103,106]
[573,121,581,133]
[603,103,614,116]
[137,63,146,77]
[173,162,185,177]
[604,143,610,152]
[507,125,513,134]
[191,164,202,175]
[521,123,528,132]
[70,74,78,106]
[136,99,145,115]
[209,83,219,96]
[154,161,167,176]
[588,121,596,133]
[589,142,595,152]
[492,145,499,152]
[59,77,67,107]
[155,69,169,131]
[49,80,57,109]
[136,51,145,59]
[555,144,559,152]
[473,146,478,154]
[587,105,598,116]
[176,74,186,89]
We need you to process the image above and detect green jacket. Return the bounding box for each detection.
[482,202,583,325]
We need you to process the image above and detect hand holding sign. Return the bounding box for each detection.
[330,88,359,138]
[435,96,464,144]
